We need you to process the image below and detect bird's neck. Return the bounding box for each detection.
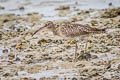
[49,25,59,35]
[52,28,58,35]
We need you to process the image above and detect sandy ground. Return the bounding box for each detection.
[0,0,120,80]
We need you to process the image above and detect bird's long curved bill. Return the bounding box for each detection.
[32,26,45,36]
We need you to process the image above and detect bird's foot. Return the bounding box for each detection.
[77,51,91,61]
[83,52,91,61]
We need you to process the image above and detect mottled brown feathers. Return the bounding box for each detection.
[32,21,106,38]
[59,24,105,37]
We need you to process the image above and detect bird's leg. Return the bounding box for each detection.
[83,38,91,60]
[74,40,78,62]
[84,41,88,53]
[83,41,88,60]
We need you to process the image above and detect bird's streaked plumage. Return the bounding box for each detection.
[32,21,105,37]
[32,21,106,61]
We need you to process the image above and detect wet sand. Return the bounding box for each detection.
[0,0,120,80]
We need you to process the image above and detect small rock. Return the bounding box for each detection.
[106,65,111,69]
[72,77,77,80]
[47,39,52,43]
[0,33,2,40]
[38,39,47,46]
[25,54,34,58]
[85,10,90,13]
[55,6,70,10]
[8,53,15,60]
[3,19,9,23]
[14,72,18,76]
[15,43,22,49]
[42,53,49,57]
[117,64,120,70]
[0,66,3,70]
[91,20,98,26]
[65,45,71,49]
[106,34,113,39]
[21,77,29,80]
[27,12,39,16]
[108,2,112,6]
[39,77,46,80]
[2,49,8,54]
[15,57,20,61]
[8,61,14,65]
[101,8,120,18]
[76,64,85,68]
[0,5,5,10]
[103,78,111,80]
[52,40,63,44]
[19,6,24,10]
[91,55,98,59]
[3,73,10,77]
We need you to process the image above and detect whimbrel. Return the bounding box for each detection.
[32,21,106,61]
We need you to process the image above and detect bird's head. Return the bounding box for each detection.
[44,21,55,30]
[32,21,55,36]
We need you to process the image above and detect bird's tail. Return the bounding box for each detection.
[92,27,119,34]
[91,28,106,34]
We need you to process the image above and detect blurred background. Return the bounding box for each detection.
[0,0,120,15]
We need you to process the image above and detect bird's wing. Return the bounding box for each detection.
[60,24,89,37]
[60,24,105,37]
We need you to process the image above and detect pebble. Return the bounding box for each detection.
[0,33,2,40]
[2,49,8,54]
[0,5,4,10]
[8,53,15,60]
[55,6,70,10]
